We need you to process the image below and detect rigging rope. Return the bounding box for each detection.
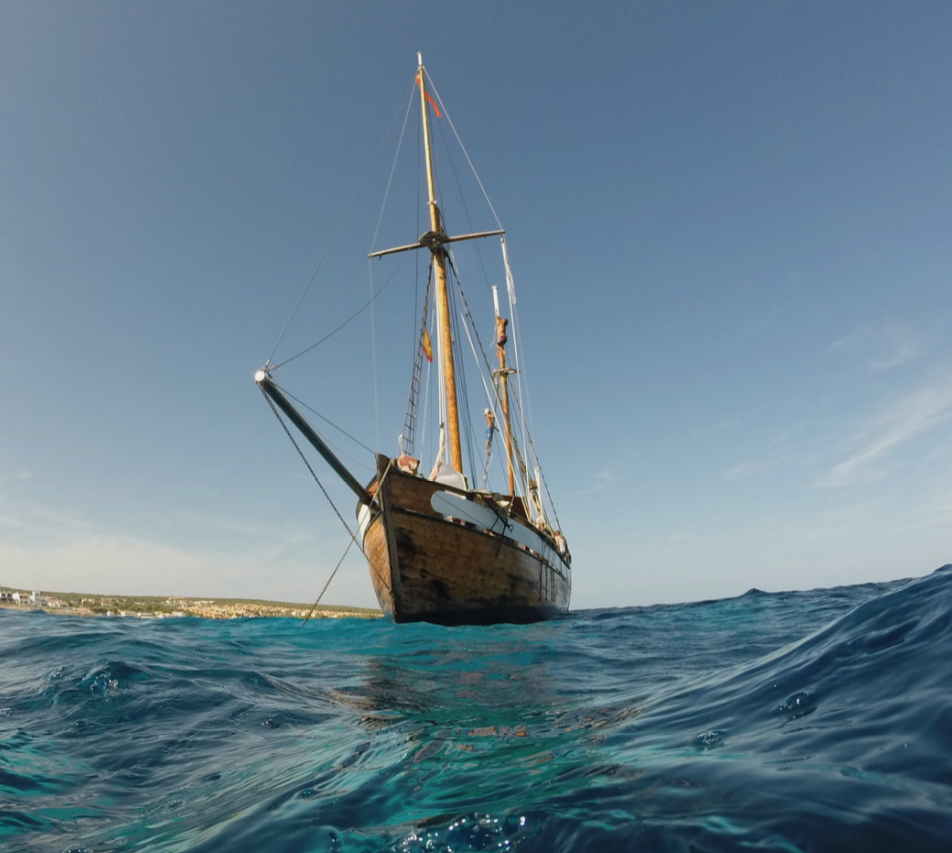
[302,537,355,625]
[424,71,504,232]
[272,260,405,371]
[369,78,417,253]
[368,79,417,451]
[446,249,525,491]
[260,389,366,548]
[280,385,375,459]
[259,388,368,620]
[268,76,417,373]
[267,152,390,369]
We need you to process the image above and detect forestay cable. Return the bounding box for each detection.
[267,85,416,371]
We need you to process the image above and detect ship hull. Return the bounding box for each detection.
[360,456,571,625]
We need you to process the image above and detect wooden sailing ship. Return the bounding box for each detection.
[256,55,571,624]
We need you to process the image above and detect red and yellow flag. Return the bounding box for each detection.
[422,329,434,362]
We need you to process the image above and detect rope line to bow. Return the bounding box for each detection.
[260,389,367,622]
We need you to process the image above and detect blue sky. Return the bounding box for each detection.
[2,1,950,609]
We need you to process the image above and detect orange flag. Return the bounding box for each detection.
[415,71,441,117]
[422,329,434,362]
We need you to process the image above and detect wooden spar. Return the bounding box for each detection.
[493,286,516,496]
[255,369,373,506]
[416,54,464,477]
[367,228,505,260]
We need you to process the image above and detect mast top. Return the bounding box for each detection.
[417,51,423,68]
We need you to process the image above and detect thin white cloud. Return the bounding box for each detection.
[0,528,370,605]
[723,457,786,480]
[723,420,816,480]
[581,466,617,494]
[896,488,952,532]
[821,370,952,487]
[690,417,741,437]
[172,508,316,544]
[0,499,89,538]
[0,469,33,490]
[925,435,952,462]
[0,499,323,599]
[768,422,806,447]
[722,451,816,481]
[828,323,924,371]
[578,447,641,495]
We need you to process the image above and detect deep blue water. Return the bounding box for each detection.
[2,567,951,852]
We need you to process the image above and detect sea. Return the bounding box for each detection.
[2,567,951,853]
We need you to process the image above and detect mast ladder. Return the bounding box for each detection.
[402,329,426,456]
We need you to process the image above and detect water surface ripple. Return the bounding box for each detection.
[2,567,951,851]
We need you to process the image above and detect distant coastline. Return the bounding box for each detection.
[0,589,382,620]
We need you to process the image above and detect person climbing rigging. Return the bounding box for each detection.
[495,315,508,350]
[484,408,497,453]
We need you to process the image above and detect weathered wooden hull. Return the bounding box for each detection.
[359,456,571,625]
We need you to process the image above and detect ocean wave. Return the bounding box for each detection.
[1,568,950,851]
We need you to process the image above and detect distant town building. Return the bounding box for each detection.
[0,590,45,605]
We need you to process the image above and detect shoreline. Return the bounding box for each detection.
[0,592,382,621]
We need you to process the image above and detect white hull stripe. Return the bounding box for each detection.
[430,490,568,573]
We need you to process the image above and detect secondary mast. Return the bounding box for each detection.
[493,286,516,496]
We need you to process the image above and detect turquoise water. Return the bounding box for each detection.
[2,566,951,851]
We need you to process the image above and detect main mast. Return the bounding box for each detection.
[369,57,505,479]
[417,54,464,477]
